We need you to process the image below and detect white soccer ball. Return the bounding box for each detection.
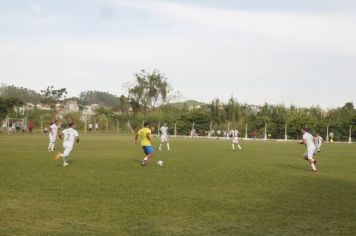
[157,160,163,166]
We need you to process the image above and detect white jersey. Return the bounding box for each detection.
[230,130,239,138]
[50,124,58,137]
[160,126,168,136]
[303,132,316,149]
[62,128,79,146]
[315,135,323,148]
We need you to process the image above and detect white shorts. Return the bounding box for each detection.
[304,147,316,160]
[232,138,239,144]
[63,144,73,157]
[49,134,56,143]
[160,135,169,143]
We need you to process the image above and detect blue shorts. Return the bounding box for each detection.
[142,146,153,154]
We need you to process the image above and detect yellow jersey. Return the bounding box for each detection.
[137,127,152,146]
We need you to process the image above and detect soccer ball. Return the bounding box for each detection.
[157,160,163,166]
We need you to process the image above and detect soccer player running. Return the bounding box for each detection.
[48,120,60,152]
[54,122,79,167]
[135,121,153,166]
[314,132,323,153]
[230,128,242,151]
[159,122,170,151]
[299,128,317,172]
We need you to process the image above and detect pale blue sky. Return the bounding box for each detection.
[1,0,355,108]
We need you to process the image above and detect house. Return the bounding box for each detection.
[81,104,99,121]
[36,103,52,111]
[64,101,79,114]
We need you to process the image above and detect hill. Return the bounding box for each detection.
[169,100,206,109]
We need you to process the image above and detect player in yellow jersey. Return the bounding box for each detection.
[134,121,153,166]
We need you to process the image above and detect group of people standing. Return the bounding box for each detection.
[1,119,33,133]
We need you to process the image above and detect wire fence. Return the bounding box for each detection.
[1,115,354,143]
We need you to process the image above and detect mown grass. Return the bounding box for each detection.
[0,134,355,235]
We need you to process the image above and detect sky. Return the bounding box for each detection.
[1,0,356,108]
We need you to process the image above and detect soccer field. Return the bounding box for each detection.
[0,135,355,235]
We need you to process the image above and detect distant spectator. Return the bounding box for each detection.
[9,121,13,132]
[2,120,6,133]
[88,123,93,132]
[15,121,20,133]
[28,121,33,133]
[19,121,25,133]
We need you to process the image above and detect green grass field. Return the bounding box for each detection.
[0,134,355,235]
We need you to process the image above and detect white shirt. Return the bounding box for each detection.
[230,130,239,138]
[315,135,323,148]
[160,126,168,136]
[62,128,79,146]
[303,132,315,149]
[50,124,58,137]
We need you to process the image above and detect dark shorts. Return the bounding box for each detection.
[142,146,153,154]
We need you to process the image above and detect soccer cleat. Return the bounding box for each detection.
[141,160,148,166]
[53,153,61,160]
[63,162,69,167]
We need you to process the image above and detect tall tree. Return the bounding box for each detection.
[128,70,172,116]
[0,97,24,119]
[40,86,67,118]
[0,84,42,104]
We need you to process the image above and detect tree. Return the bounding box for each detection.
[40,86,67,118]
[79,90,120,108]
[0,84,42,104]
[118,95,130,115]
[128,70,173,116]
[0,97,24,119]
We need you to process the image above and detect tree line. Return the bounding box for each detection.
[1,71,356,141]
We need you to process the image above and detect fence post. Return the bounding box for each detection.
[40,115,43,133]
[284,124,288,141]
[326,125,329,142]
[245,123,248,140]
[174,122,177,137]
[84,118,87,134]
[93,118,97,133]
[264,123,267,140]
[157,121,161,136]
[227,121,230,137]
[105,117,108,133]
[349,125,352,143]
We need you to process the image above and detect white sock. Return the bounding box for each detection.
[48,142,52,150]
[51,143,55,151]
[310,162,317,171]
[159,144,162,151]
[144,157,148,161]
[232,144,235,150]
[237,144,242,150]
[167,143,170,150]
